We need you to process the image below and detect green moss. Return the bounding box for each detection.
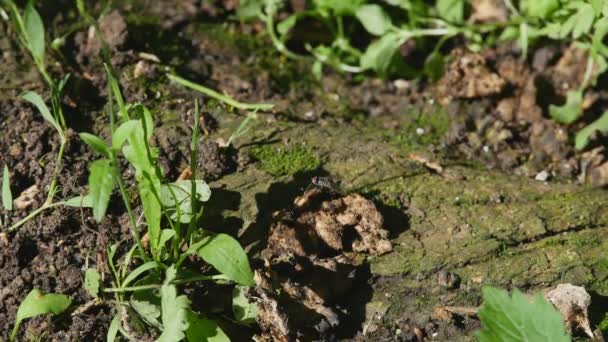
[391,107,450,148]
[250,144,321,176]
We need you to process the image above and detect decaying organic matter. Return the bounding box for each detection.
[254,188,391,340]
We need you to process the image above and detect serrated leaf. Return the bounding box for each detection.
[356,4,392,36]
[88,159,117,223]
[521,0,559,19]
[232,286,257,323]
[477,286,569,342]
[277,14,298,36]
[436,0,464,24]
[21,91,61,135]
[63,195,94,208]
[11,288,71,341]
[576,110,608,150]
[160,180,211,224]
[112,120,139,150]
[84,268,101,299]
[313,0,364,15]
[360,32,405,78]
[157,266,190,342]
[197,233,254,287]
[131,298,162,329]
[2,165,12,211]
[80,133,110,157]
[23,2,45,63]
[186,311,230,342]
[549,90,583,124]
[572,3,595,39]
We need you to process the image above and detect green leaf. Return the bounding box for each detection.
[313,0,364,15]
[88,159,117,223]
[122,261,159,288]
[2,165,12,211]
[356,4,392,36]
[11,288,71,341]
[549,90,583,124]
[232,286,257,323]
[197,233,254,287]
[521,0,559,19]
[576,110,608,150]
[84,268,101,299]
[23,2,45,63]
[571,3,595,39]
[21,91,62,135]
[107,314,120,342]
[186,311,230,342]
[80,133,110,157]
[360,32,406,78]
[160,180,211,224]
[277,14,298,36]
[157,266,191,342]
[235,0,263,21]
[436,0,464,24]
[131,298,162,329]
[112,120,139,150]
[62,195,94,208]
[130,273,163,329]
[424,51,445,81]
[477,286,569,342]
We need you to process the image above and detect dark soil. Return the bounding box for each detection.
[2,1,608,341]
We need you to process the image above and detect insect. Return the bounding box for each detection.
[310,176,342,195]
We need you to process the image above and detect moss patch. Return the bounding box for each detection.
[250,144,321,176]
[390,107,450,148]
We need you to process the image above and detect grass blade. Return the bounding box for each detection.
[167,73,274,111]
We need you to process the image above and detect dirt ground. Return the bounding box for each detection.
[2,1,608,341]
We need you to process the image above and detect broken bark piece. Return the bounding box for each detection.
[545,284,593,338]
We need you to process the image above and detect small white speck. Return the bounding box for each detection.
[395,328,402,335]
[416,127,425,135]
[428,98,435,105]
[432,332,438,337]
[482,145,490,153]
[535,170,549,182]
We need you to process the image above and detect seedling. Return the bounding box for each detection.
[1,0,72,232]
[167,73,274,111]
[240,0,608,150]
[74,62,255,340]
[10,288,71,342]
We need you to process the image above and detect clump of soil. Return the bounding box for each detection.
[438,46,608,185]
[254,187,391,341]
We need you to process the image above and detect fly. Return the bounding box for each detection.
[310,176,342,195]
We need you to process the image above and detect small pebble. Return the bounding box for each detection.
[416,127,425,135]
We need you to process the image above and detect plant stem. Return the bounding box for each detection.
[167,74,274,111]
[102,274,227,293]
[114,167,150,263]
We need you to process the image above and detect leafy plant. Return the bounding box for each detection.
[238,0,608,150]
[75,67,256,340]
[10,288,71,341]
[477,286,569,342]
[1,0,72,232]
